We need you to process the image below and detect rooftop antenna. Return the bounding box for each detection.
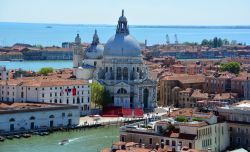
[174,34,178,44]
[166,34,170,45]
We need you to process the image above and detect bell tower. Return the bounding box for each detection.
[73,33,83,68]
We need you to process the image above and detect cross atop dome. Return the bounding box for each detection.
[92,29,99,45]
[116,9,129,34]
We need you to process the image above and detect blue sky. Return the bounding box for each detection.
[0,0,250,25]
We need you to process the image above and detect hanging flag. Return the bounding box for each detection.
[72,87,76,96]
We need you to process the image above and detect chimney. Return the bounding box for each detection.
[160,142,164,149]
[208,148,212,152]
[155,143,159,150]
[176,142,182,152]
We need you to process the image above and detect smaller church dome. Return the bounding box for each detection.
[85,30,104,59]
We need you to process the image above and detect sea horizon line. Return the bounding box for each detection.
[1,21,250,29]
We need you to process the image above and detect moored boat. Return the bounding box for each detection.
[6,135,14,140]
[38,132,49,136]
[0,136,5,142]
[13,135,21,138]
[22,133,31,138]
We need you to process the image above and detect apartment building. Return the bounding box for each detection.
[0,77,91,115]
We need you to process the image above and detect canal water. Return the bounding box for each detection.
[0,126,119,152]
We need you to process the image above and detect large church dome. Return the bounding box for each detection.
[104,10,141,57]
[85,30,104,59]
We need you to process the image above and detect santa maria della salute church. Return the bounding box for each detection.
[73,10,157,110]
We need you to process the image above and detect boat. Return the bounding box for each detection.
[33,131,39,135]
[46,26,52,28]
[38,132,49,136]
[0,136,5,142]
[6,135,14,140]
[22,133,31,138]
[13,135,21,138]
[58,139,69,145]
[10,59,24,62]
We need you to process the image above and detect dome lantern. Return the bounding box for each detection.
[75,33,81,44]
[116,9,129,35]
[92,29,100,45]
[104,10,141,57]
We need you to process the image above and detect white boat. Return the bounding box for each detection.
[58,139,69,145]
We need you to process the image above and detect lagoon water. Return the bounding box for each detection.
[0,126,119,152]
[0,22,250,46]
[0,60,73,71]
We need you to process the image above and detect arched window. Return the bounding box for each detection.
[49,115,55,118]
[9,118,15,122]
[54,99,57,103]
[117,67,122,80]
[30,116,35,120]
[123,67,128,80]
[117,88,127,94]
[68,113,72,117]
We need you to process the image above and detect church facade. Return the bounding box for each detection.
[73,10,157,110]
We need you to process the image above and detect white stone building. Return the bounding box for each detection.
[73,10,157,110]
[120,109,229,152]
[0,78,91,115]
[218,100,250,149]
[0,102,79,133]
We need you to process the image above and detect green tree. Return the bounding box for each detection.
[91,81,112,108]
[102,89,112,107]
[167,124,175,131]
[218,38,223,47]
[222,39,229,45]
[192,117,204,121]
[213,37,218,48]
[91,81,104,108]
[220,62,240,75]
[38,67,53,75]
[175,116,188,122]
[201,39,209,46]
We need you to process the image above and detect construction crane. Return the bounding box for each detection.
[166,34,170,45]
[174,34,178,44]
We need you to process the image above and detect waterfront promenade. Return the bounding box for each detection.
[79,107,170,126]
